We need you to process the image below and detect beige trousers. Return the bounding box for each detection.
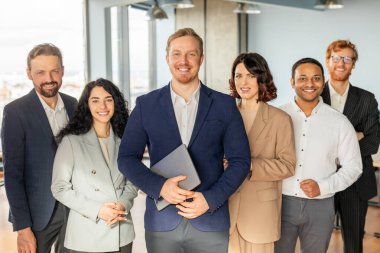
[229,227,274,253]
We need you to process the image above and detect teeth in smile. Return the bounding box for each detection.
[98,112,108,116]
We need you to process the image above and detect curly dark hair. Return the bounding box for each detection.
[56,78,129,143]
[229,52,277,102]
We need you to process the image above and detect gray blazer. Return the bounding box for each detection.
[51,127,138,252]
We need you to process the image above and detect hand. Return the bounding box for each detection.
[17,227,36,253]
[113,202,126,211]
[223,159,228,169]
[98,202,127,225]
[107,202,127,225]
[176,192,209,219]
[160,175,193,204]
[300,179,321,198]
[356,131,364,141]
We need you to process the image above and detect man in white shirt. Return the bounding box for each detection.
[1,43,77,253]
[274,58,362,253]
[321,40,380,253]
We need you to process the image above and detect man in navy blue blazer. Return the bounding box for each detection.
[1,44,77,253]
[118,28,250,253]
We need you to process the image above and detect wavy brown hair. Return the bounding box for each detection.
[229,53,277,102]
[56,78,129,143]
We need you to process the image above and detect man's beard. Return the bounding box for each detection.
[331,68,352,82]
[40,82,60,97]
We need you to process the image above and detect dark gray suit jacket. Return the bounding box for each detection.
[1,89,77,231]
[321,83,380,200]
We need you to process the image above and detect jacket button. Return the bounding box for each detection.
[91,170,96,175]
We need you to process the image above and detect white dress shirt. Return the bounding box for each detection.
[328,81,349,113]
[37,93,69,136]
[280,98,362,199]
[170,83,200,146]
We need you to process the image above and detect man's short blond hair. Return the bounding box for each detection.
[166,28,203,56]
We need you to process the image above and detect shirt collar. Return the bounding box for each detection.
[291,96,324,115]
[37,92,65,112]
[170,81,201,104]
[328,81,349,98]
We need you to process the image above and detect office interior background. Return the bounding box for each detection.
[0,0,380,252]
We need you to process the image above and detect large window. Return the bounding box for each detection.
[87,1,174,109]
[107,5,153,109]
[0,0,85,150]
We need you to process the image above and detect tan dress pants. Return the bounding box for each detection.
[229,226,274,253]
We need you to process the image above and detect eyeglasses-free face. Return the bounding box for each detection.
[330,55,353,64]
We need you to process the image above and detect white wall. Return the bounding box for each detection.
[176,0,238,92]
[248,0,380,107]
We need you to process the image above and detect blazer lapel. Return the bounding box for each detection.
[188,84,212,147]
[159,85,182,144]
[343,84,359,120]
[29,89,55,141]
[82,128,117,198]
[249,102,268,141]
[61,92,76,119]
[321,83,332,105]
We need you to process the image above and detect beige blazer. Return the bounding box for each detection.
[51,128,138,252]
[229,102,296,243]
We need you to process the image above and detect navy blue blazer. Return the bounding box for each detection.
[1,89,77,231]
[118,83,250,232]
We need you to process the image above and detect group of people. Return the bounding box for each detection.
[1,27,379,253]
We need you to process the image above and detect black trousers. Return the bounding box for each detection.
[335,184,368,253]
[33,202,68,253]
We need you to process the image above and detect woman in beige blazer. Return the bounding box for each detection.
[51,78,138,253]
[228,53,296,253]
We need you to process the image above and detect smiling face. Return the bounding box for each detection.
[88,86,115,128]
[166,35,204,87]
[27,55,63,98]
[326,47,355,82]
[291,63,324,106]
[234,63,259,102]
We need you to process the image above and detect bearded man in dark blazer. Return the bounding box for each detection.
[321,39,380,253]
[1,43,77,253]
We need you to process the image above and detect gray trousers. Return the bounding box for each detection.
[34,202,68,253]
[145,218,229,253]
[274,195,335,253]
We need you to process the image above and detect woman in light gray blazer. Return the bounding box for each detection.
[52,78,138,253]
